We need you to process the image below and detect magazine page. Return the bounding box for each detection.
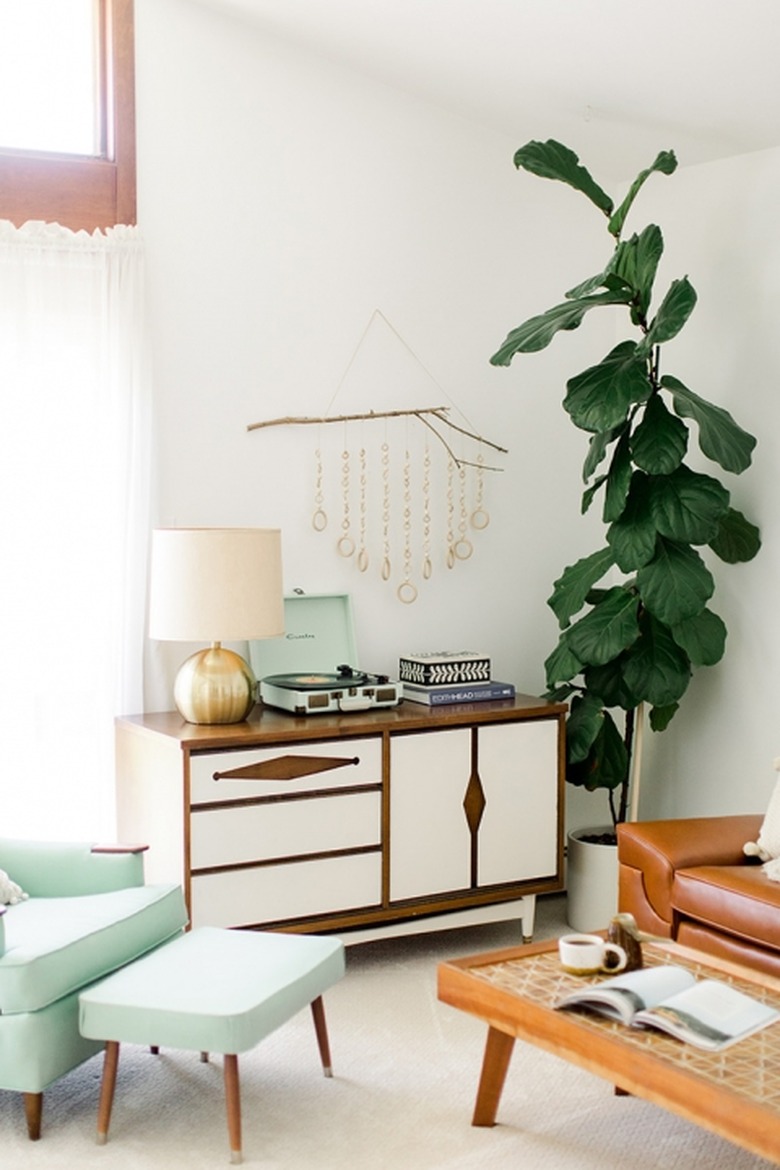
[633,978,780,1051]
[556,965,696,1024]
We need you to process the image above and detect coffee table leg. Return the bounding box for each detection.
[224,1054,243,1164]
[97,1041,120,1144]
[310,996,333,1077]
[472,1026,515,1127]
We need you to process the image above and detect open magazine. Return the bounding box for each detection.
[555,963,780,1051]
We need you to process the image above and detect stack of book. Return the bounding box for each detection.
[399,650,516,706]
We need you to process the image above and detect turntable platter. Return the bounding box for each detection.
[263,670,369,691]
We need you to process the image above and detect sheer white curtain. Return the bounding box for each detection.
[0,219,151,840]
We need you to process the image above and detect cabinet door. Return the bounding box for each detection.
[389,728,472,901]
[477,719,559,886]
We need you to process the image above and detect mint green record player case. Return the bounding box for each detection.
[248,592,359,681]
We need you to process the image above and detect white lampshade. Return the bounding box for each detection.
[149,527,284,643]
[149,527,284,724]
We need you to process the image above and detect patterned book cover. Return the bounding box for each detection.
[399,651,491,686]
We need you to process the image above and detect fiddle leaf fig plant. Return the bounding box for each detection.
[492,140,760,830]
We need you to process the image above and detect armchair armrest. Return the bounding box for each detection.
[617,816,763,935]
[0,838,149,897]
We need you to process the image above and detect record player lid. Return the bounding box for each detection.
[248,592,359,680]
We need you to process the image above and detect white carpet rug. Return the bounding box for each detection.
[1,895,775,1169]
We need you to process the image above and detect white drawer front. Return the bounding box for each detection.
[190,852,381,929]
[190,791,380,868]
[189,736,381,804]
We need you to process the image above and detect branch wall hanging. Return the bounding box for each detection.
[247,311,508,603]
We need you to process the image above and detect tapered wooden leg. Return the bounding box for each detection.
[310,996,333,1077]
[23,1092,43,1140]
[223,1054,242,1165]
[472,1026,515,1127]
[96,1041,120,1145]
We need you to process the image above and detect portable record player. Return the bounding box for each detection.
[248,592,402,715]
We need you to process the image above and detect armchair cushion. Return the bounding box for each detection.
[0,883,187,1014]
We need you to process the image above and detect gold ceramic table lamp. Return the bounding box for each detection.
[149,527,284,724]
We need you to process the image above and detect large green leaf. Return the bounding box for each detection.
[603,432,633,521]
[566,270,632,300]
[637,538,714,624]
[547,546,615,628]
[566,587,641,666]
[581,475,607,515]
[621,612,692,706]
[610,225,664,323]
[671,607,727,666]
[490,289,632,364]
[607,473,657,570]
[566,692,605,763]
[567,710,628,792]
[544,636,583,688]
[582,426,621,482]
[647,465,730,544]
[584,656,641,709]
[664,375,757,473]
[564,341,650,432]
[514,140,614,217]
[640,277,697,351]
[708,507,762,564]
[607,150,677,239]
[630,393,688,474]
[649,702,679,732]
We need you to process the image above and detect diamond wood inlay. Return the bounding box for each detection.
[462,767,486,836]
[212,755,360,782]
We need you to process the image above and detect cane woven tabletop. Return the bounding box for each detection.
[468,943,780,1108]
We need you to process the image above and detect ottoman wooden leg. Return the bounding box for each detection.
[310,996,333,1077]
[23,1092,43,1141]
[223,1054,242,1165]
[97,1041,120,1145]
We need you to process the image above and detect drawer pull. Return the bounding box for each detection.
[213,755,360,782]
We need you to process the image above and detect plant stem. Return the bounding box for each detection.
[617,706,637,825]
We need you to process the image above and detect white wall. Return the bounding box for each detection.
[627,147,780,819]
[135,0,779,827]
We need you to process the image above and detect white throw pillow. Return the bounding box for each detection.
[0,868,28,905]
[744,760,780,878]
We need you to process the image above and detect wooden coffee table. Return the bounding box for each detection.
[438,936,780,1162]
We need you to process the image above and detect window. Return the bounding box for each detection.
[0,0,136,231]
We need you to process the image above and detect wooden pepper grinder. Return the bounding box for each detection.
[608,912,644,971]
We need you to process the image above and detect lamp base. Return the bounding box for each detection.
[174,643,257,725]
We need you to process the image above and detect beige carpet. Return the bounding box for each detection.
[1,895,775,1169]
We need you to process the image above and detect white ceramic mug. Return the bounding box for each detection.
[558,932,628,975]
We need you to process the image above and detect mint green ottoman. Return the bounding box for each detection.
[79,926,345,1164]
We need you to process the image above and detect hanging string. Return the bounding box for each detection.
[471,447,490,531]
[337,427,354,557]
[312,440,327,532]
[357,442,369,572]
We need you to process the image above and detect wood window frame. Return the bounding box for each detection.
[0,0,136,232]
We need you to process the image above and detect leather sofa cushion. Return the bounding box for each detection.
[674,865,780,952]
[0,884,187,1014]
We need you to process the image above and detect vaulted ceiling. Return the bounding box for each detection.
[192,0,780,179]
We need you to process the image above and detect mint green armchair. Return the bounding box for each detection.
[0,838,188,1139]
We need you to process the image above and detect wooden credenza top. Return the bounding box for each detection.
[117,693,566,752]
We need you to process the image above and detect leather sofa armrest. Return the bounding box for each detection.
[617,815,763,934]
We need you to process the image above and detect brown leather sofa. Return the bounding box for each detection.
[617,815,780,978]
